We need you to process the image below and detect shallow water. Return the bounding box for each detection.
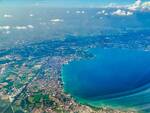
[62,48,150,112]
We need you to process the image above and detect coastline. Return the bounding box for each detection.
[61,66,137,113]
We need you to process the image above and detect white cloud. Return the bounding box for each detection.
[112,9,126,16]
[102,0,149,11]
[27,25,34,29]
[97,10,105,14]
[81,11,85,14]
[3,14,13,18]
[76,11,81,14]
[0,26,10,30]
[126,11,133,16]
[112,9,133,16]
[97,10,109,16]
[15,26,27,30]
[102,10,105,13]
[128,0,150,11]
[128,0,142,11]
[50,19,64,22]
[135,0,142,6]
[14,25,34,30]
[142,2,150,7]
[76,10,85,14]
[141,2,150,9]
[29,14,34,17]
[97,10,109,15]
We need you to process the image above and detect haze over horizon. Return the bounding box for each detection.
[0,0,149,7]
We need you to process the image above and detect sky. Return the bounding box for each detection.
[0,0,149,7]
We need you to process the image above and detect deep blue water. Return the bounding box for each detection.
[62,48,150,111]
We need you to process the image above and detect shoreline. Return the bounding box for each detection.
[61,66,137,113]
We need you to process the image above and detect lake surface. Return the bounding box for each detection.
[62,48,150,111]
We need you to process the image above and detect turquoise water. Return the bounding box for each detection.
[62,48,150,112]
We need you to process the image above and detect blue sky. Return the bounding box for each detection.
[0,0,149,7]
